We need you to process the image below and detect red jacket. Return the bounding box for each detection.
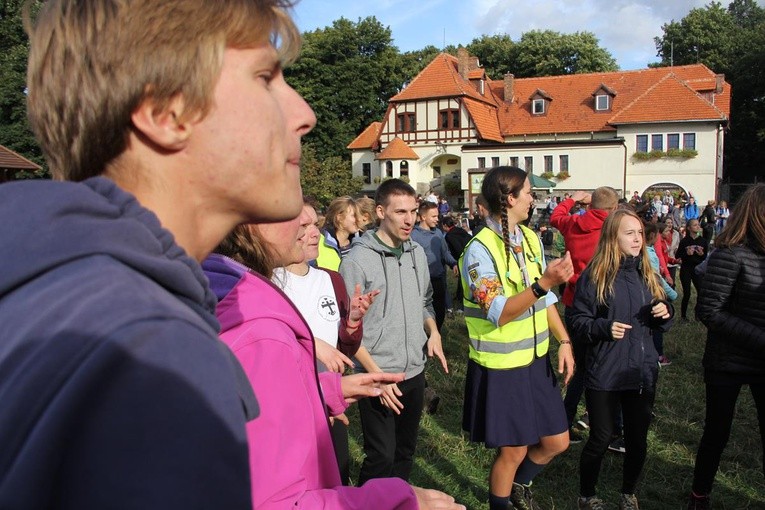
[550,198,610,307]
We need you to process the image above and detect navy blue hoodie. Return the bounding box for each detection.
[0,178,253,509]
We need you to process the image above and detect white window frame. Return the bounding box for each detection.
[595,94,609,111]
[532,98,545,115]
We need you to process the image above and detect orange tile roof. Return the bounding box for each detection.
[390,53,496,106]
[375,137,419,160]
[609,73,728,124]
[490,64,729,136]
[462,98,503,142]
[347,122,382,150]
[0,144,41,170]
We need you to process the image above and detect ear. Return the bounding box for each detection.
[376,204,385,220]
[131,94,195,150]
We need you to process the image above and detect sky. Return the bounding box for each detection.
[292,0,760,72]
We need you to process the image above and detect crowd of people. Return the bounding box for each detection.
[0,2,762,510]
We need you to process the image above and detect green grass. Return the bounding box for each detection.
[344,281,765,509]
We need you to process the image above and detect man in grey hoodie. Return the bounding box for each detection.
[340,178,449,485]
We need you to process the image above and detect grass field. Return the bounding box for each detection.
[344,284,765,509]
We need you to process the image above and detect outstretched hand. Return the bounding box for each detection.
[341,372,405,404]
[349,284,380,323]
[540,251,574,289]
[427,330,449,373]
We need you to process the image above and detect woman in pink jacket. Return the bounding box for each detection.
[202,207,464,510]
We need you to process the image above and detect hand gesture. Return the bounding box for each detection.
[571,191,591,204]
[427,330,449,373]
[541,251,574,288]
[341,372,405,404]
[413,487,466,510]
[329,412,349,426]
[315,340,353,373]
[651,301,671,319]
[380,383,405,414]
[611,321,632,340]
[349,284,380,323]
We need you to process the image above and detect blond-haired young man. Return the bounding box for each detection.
[0,1,314,507]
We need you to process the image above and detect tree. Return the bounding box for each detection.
[299,145,363,207]
[510,30,618,78]
[0,0,48,177]
[466,34,516,78]
[654,0,765,182]
[285,16,405,161]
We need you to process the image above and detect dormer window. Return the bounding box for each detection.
[530,89,552,116]
[592,84,616,112]
[595,94,610,111]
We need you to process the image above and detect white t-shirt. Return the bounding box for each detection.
[273,267,340,346]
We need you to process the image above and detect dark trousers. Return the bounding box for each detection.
[680,267,702,318]
[357,371,425,485]
[454,270,465,310]
[652,330,664,357]
[563,307,587,427]
[330,419,350,485]
[580,389,655,496]
[431,275,447,330]
[692,382,765,494]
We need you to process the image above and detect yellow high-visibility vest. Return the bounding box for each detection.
[316,232,341,271]
[459,225,549,369]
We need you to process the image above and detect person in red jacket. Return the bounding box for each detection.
[551,186,619,441]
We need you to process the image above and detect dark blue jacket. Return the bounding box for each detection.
[570,256,674,392]
[0,178,254,509]
[411,225,457,279]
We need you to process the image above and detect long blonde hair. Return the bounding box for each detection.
[587,209,665,305]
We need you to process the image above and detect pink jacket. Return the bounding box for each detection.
[203,254,418,510]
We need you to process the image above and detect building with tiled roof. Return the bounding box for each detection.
[0,144,42,183]
[348,49,730,207]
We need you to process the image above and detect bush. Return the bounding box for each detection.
[540,171,555,179]
[555,170,570,180]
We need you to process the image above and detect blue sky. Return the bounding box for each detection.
[292,0,761,72]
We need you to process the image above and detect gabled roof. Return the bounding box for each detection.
[375,137,419,160]
[463,98,503,142]
[608,73,728,125]
[347,122,381,150]
[390,53,496,106]
[0,145,41,170]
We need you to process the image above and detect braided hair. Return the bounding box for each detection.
[481,166,529,270]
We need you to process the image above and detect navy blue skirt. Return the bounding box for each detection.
[462,355,567,448]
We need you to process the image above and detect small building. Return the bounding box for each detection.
[0,144,42,183]
[347,49,731,206]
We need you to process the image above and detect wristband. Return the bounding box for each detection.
[531,281,548,298]
[559,339,571,345]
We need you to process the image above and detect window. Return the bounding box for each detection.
[396,112,416,132]
[385,161,393,178]
[433,166,441,178]
[559,155,569,172]
[491,156,500,168]
[636,135,648,153]
[595,94,610,111]
[399,161,409,179]
[544,155,553,172]
[509,156,519,167]
[667,133,680,150]
[362,163,371,184]
[440,109,459,129]
[524,156,533,173]
[532,98,545,115]
[477,157,486,168]
[651,134,663,151]
[683,133,696,150]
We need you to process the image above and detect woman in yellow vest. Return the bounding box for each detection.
[316,196,360,271]
[460,166,575,510]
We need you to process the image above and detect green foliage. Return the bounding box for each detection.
[540,171,555,179]
[285,16,406,162]
[0,0,48,176]
[443,179,461,196]
[299,145,362,207]
[633,149,697,161]
[465,34,516,78]
[555,170,570,180]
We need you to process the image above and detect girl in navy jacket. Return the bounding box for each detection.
[570,209,674,510]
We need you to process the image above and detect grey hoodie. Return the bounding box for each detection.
[339,230,435,379]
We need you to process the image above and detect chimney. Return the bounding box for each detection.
[715,73,725,94]
[504,73,515,104]
[457,47,469,80]
[468,56,480,71]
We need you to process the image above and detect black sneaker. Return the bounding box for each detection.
[577,413,590,430]
[510,482,541,510]
[569,427,585,444]
[608,436,626,454]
